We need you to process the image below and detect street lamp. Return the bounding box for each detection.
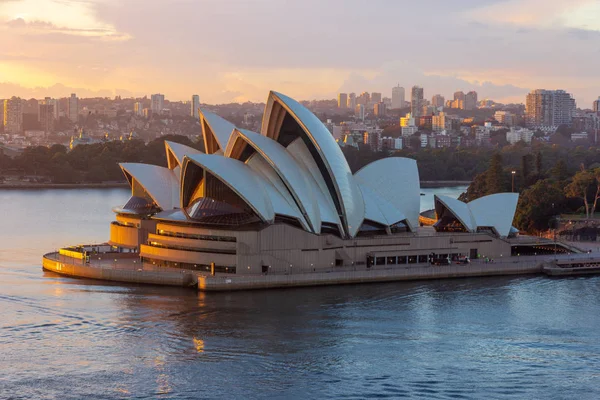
[511,170,516,192]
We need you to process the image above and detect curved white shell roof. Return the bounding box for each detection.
[228,128,320,233]
[165,141,202,169]
[183,153,275,223]
[354,157,420,230]
[359,183,408,227]
[435,195,476,232]
[469,193,519,238]
[434,193,518,238]
[199,109,236,154]
[264,91,365,238]
[120,163,179,210]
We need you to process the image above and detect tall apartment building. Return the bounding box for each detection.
[337,93,348,109]
[525,89,576,128]
[38,101,55,134]
[3,97,23,134]
[465,91,478,111]
[151,94,165,113]
[374,102,386,117]
[371,92,382,104]
[191,94,200,118]
[391,85,405,109]
[411,86,424,117]
[347,93,356,109]
[431,94,445,108]
[67,93,78,123]
[454,91,465,103]
[357,92,370,105]
[494,111,515,126]
[594,97,600,113]
[134,102,144,117]
[355,104,365,120]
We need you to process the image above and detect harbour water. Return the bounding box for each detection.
[1,188,600,399]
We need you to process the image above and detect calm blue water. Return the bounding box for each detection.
[1,188,600,399]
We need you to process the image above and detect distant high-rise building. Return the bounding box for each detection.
[465,91,478,110]
[67,93,78,123]
[525,89,576,128]
[357,92,370,106]
[594,97,600,113]
[191,94,200,118]
[355,104,365,121]
[134,102,144,117]
[374,102,386,117]
[347,93,356,109]
[151,94,165,113]
[3,97,23,134]
[337,93,348,109]
[371,92,382,104]
[431,94,445,108]
[411,86,424,117]
[391,85,405,109]
[39,100,55,134]
[454,91,465,102]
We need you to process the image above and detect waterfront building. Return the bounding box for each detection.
[45,90,528,291]
[337,93,348,109]
[411,86,423,117]
[67,93,78,123]
[3,96,23,134]
[391,85,405,109]
[151,94,165,113]
[191,95,200,118]
[525,89,576,129]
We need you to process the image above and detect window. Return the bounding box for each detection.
[387,256,397,265]
[418,255,428,263]
[398,256,407,264]
[376,257,386,265]
[408,256,417,264]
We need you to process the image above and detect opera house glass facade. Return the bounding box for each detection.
[109,91,519,276]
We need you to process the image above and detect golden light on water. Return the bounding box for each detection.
[193,337,205,353]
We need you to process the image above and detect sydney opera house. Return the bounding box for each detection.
[104,91,524,284]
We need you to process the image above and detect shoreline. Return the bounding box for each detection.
[1,180,470,190]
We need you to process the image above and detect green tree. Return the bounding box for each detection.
[565,169,596,218]
[485,153,505,194]
[514,179,565,233]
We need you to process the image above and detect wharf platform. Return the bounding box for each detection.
[42,248,567,291]
[542,254,600,277]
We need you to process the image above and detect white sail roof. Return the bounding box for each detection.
[434,195,476,232]
[119,163,179,210]
[164,140,202,169]
[227,128,320,233]
[262,91,365,238]
[199,109,236,154]
[434,193,519,238]
[354,157,421,231]
[183,153,275,223]
[469,193,519,238]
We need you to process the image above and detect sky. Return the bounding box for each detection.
[0,0,599,106]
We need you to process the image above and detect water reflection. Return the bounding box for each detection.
[1,189,600,399]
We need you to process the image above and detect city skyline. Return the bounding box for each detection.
[1,0,599,104]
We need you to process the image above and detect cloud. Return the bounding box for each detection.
[0,0,599,105]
